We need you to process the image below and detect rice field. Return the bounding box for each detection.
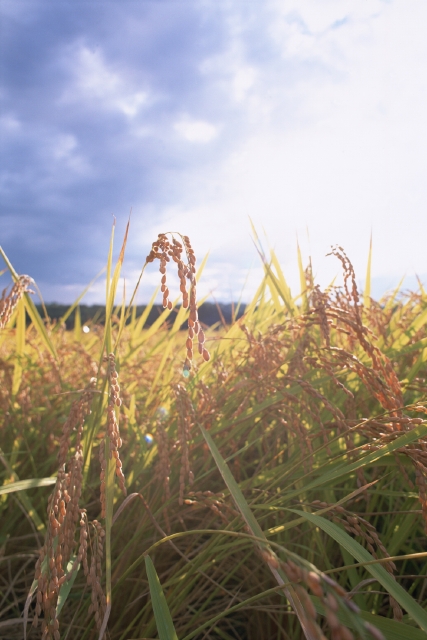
[1,226,427,640]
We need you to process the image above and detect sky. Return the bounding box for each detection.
[1,0,427,304]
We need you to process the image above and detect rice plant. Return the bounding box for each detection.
[1,226,427,640]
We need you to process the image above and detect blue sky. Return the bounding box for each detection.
[1,0,427,304]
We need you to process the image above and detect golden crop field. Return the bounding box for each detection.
[1,226,427,640]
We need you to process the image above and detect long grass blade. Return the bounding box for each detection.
[198,424,322,640]
[56,556,80,616]
[99,220,130,637]
[0,449,46,532]
[0,477,56,495]
[363,234,372,309]
[24,293,58,360]
[290,509,427,632]
[145,555,179,640]
[285,423,427,500]
[52,267,106,333]
[311,595,426,640]
[0,245,58,360]
[12,297,25,396]
[74,305,82,341]
[297,240,308,313]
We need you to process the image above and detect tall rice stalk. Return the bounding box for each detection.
[1,230,427,640]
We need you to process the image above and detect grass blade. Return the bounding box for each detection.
[12,297,25,396]
[0,245,58,360]
[0,477,56,496]
[285,423,427,500]
[198,424,323,640]
[56,556,80,616]
[198,425,266,540]
[0,448,46,533]
[96,220,130,638]
[52,267,106,333]
[145,555,179,640]
[297,240,308,313]
[74,305,82,341]
[290,509,427,632]
[311,595,427,640]
[363,234,372,309]
[24,293,58,360]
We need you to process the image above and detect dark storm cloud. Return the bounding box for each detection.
[0,1,247,290]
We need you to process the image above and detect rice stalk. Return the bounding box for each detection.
[1,229,427,639]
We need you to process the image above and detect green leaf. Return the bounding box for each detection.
[198,426,267,541]
[363,234,372,309]
[198,424,325,640]
[56,556,80,616]
[249,219,295,315]
[290,509,427,633]
[145,555,179,640]
[286,424,427,500]
[12,297,25,396]
[74,305,82,341]
[0,245,58,360]
[0,449,47,532]
[52,267,105,333]
[96,219,130,638]
[312,596,426,640]
[133,285,159,335]
[23,293,59,361]
[297,241,308,313]
[0,477,56,496]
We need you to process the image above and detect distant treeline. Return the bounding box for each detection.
[36,303,246,330]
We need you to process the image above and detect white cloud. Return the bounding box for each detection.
[232,66,257,103]
[60,44,149,119]
[133,0,427,301]
[7,0,427,303]
[117,92,147,118]
[47,133,91,176]
[174,117,219,143]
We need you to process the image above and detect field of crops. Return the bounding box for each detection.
[1,226,427,640]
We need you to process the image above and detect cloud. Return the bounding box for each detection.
[127,0,427,301]
[174,117,219,143]
[59,44,150,119]
[1,0,427,303]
